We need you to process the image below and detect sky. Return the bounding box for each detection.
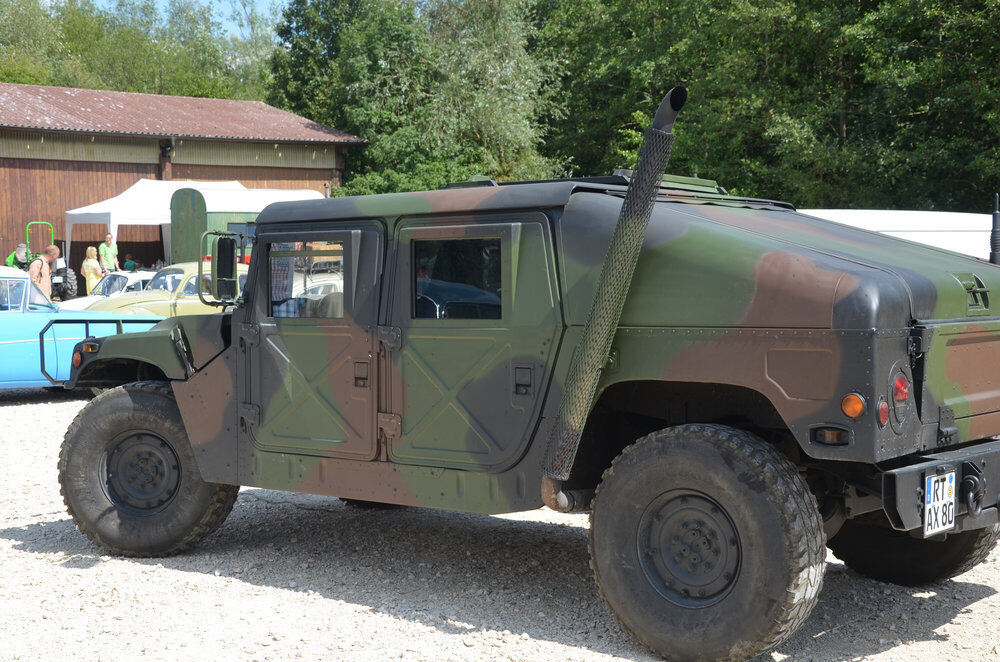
[94,0,286,37]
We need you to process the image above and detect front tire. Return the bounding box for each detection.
[829,518,1000,586]
[589,424,825,661]
[58,382,239,557]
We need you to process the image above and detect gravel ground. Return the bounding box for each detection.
[2,388,1000,662]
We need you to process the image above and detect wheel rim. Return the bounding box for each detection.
[102,432,180,516]
[636,489,741,608]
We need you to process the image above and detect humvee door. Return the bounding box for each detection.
[244,225,381,460]
[383,215,561,471]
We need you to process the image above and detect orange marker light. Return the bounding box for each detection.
[841,393,866,419]
[71,351,82,368]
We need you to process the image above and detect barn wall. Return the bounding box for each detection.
[0,132,346,292]
[0,157,162,271]
[171,163,338,192]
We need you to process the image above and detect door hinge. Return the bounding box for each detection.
[240,403,260,428]
[908,327,933,357]
[240,324,260,349]
[378,412,401,441]
[377,326,401,352]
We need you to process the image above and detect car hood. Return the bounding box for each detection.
[679,204,1000,324]
[86,289,172,312]
[560,192,1000,329]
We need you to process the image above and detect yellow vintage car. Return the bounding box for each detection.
[85,261,250,316]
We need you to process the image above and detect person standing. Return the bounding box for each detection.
[99,233,119,273]
[5,243,29,270]
[27,244,59,300]
[81,246,102,294]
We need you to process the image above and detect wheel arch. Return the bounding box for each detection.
[74,358,171,387]
[563,380,799,491]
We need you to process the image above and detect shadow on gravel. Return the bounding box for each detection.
[1,490,995,661]
[0,388,90,408]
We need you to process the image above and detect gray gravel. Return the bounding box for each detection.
[1,388,999,661]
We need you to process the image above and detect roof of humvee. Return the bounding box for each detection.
[254,179,793,226]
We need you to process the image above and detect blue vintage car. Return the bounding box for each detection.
[0,266,162,389]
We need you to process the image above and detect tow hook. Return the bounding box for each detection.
[961,462,987,518]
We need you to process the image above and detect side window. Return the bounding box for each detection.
[181,276,199,296]
[269,241,344,319]
[0,279,26,312]
[413,238,501,319]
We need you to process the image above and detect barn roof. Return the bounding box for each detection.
[0,82,363,145]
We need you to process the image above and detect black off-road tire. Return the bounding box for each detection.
[589,424,825,661]
[58,381,239,557]
[829,518,1000,586]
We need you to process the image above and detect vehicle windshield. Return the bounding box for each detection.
[94,274,127,296]
[147,268,185,292]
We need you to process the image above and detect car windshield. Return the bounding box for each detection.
[94,274,127,296]
[147,268,185,292]
[0,279,26,312]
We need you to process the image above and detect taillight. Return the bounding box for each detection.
[892,373,910,402]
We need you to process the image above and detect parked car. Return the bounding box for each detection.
[58,270,156,310]
[85,261,248,316]
[0,266,161,389]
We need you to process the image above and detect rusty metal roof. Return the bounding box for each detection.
[0,82,363,144]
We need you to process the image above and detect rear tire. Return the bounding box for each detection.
[58,382,239,557]
[589,424,825,661]
[829,518,1000,586]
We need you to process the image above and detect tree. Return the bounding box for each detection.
[268,0,562,195]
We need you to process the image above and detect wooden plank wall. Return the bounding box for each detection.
[0,158,335,288]
[0,157,162,273]
[173,163,337,191]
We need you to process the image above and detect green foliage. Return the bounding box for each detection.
[537,0,1000,211]
[0,0,275,98]
[269,0,562,195]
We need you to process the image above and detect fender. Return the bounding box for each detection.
[69,314,232,387]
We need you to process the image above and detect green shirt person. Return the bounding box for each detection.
[99,233,119,272]
[5,243,29,270]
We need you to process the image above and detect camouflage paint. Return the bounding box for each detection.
[69,178,1000,515]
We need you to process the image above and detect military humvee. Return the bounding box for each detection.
[59,90,1000,661]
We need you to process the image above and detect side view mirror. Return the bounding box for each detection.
[198,231,239,307]
[211,236,238,301]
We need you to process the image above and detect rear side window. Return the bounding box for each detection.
[413,238,501,319]
[0,279,26,312]
[269,241,345,318]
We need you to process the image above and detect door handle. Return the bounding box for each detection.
[514,366,533,396]
[354,361,369,388]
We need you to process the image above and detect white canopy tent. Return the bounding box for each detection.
[65,179,247,265]
[802,209,993,260]
[65,179,325,265]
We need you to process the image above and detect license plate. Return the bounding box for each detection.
[924,471,956,536]
[52,276,63,283]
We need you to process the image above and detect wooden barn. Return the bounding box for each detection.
[0,81,362,272]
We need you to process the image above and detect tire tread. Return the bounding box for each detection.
[588,424,825,661]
